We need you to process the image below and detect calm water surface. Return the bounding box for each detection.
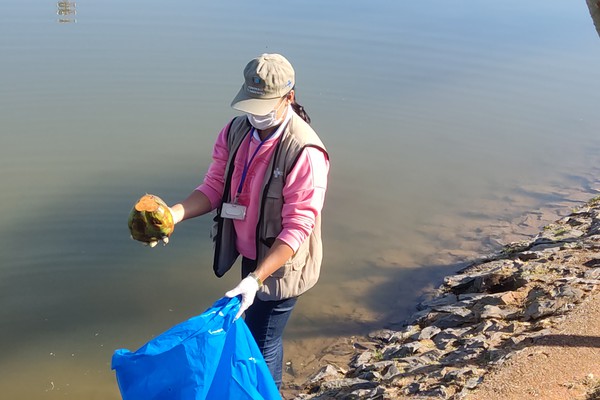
[2,0,600,397]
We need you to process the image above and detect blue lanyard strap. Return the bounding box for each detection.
[234,128,277,201]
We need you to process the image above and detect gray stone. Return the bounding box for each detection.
[518,251,539,261]
[382,340,436,360]
[418,294,458,310]
[353,360,395,376]
[428,310,476,329]
[444,274,476,289]
[347,386,385,400]
[465,376,483,389]
[480,305,520,320]
[417,326,442,340]
[320,378,378,392]
[381,363,401,380]
[462,334,488,349]
[441,348,483,365]
[524,299,563,320]
[367,329,396,342]
[555,285,584,302]
[307,364,343,386]
[351,350,374,368]
[405,382,421,395]
[420,385,450,398]
[405,309,433,326]
[584,267,600,279]
[389,325,421,343]
[356,370,381,381]
[443,367,484,385]
[431,305,473,317]
[381,344,407,360]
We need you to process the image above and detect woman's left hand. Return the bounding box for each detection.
[225,276,259,320]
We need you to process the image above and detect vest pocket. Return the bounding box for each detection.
[269,241,309,279]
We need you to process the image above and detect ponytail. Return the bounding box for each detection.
[290,89,311,124]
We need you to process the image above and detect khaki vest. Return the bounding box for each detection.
[212,113,328,301]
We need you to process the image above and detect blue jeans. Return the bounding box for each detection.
[242,257,298,388]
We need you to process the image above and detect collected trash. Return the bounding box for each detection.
[127,194,174,247]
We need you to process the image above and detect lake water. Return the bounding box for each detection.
[2,0,600,397]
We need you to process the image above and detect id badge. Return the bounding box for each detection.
[221,202,247,220]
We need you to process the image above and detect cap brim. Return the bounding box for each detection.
[230,85,281,116]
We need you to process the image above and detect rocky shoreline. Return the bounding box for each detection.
[291,196,600,400]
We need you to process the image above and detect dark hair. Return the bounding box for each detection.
[290,88,311,124]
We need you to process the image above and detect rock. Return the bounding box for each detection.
[425,312,473,329]
[431,305,473,317]
[382,339,436,360]
[307,364,344,386]
[480,304,520,320]
[419,385,452,398]
[443,367,485,386]
[389,325,421,343]
[356,370,381,381]
[350,351,374,368]
[417,326,441,340]
[367,329,394,342]
[418,294,458,310]
[346,386,385,399]
[441,348,483,365]
[432,327,473,350]
[555,285,584,302]
[584,268,600,279]
[524,298,565,320]
[499,290,529,305]
[465,376,483,389]
[319,378,378,391]
[518,251,540,261]
[380,363,401,381]
[404,382,420,395]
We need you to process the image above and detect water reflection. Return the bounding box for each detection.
[57,1,76,24]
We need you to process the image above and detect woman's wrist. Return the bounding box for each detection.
[248,272,263,287]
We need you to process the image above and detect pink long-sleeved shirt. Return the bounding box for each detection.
[196,116,329,260]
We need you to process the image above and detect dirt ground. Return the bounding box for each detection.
[465,290,600,400]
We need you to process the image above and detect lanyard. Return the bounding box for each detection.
[234,128,276,202]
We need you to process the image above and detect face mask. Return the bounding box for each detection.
[247,100,286,130]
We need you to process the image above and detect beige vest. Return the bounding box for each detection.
[212,113,328,301]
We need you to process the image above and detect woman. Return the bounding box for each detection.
[169,53,329,387]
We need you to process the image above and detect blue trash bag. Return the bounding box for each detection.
[111,296,281,400]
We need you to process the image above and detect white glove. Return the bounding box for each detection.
[225,276,259,320]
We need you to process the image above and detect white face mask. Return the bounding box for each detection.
[247,99,287,130]
[247,109,282,130]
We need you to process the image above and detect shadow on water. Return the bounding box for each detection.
[286,259,470,341]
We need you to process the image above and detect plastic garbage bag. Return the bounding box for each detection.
[111,296,281,400]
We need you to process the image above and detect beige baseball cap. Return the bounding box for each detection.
[231,53,295,116]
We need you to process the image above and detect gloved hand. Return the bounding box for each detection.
[225,276,259,320]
